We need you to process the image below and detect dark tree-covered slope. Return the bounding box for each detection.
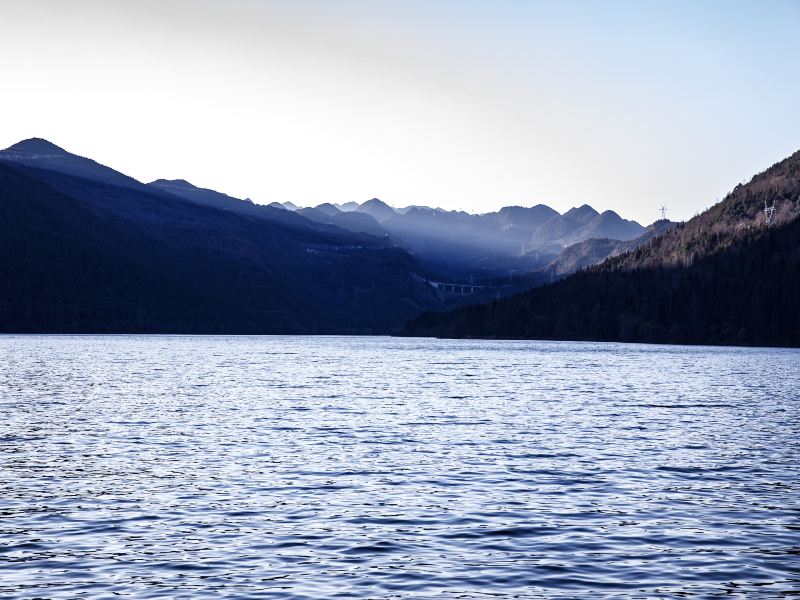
[406,150,800,346]
[0,162,439,334]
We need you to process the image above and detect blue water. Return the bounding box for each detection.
[1,336,798,598]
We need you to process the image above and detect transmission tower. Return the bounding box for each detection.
[659,205,667,220]
[764,200,776,226]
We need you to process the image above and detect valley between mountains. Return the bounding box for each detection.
[1,138,797,345]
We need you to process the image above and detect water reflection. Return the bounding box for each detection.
[1,336,798,598]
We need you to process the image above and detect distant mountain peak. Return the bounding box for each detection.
[566,204,599,215]
[564,204,600,224]
[314,202,342,216]
[493,203,560,231]
[357,198,396,222]
[4,138,68,155]
[362,198,390,207]
[336,201,360,212]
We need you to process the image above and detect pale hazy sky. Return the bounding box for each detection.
[1,0,798,223]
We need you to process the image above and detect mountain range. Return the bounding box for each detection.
[406,150,800,346]
[0,139,440,333]
[4,136,793,344]
[279,195,654,278]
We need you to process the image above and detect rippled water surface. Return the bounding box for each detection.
[1,336,799,598]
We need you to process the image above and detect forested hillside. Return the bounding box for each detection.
[0,162,440,333]
[406,150,800,346]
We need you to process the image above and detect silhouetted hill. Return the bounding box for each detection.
[0,154,441,333]
[406,150,800,346]
[0,138,143,189]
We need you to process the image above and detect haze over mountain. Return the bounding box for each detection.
[6,136,786,343]
[282,196,649,278]
[0,138,654,271]
[357,198,398,222]
[0,139,443,333]
[407,149,800,346]
[6,137,638,333]
[546,219,677,277]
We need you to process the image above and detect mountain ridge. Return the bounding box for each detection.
[0,138,651,280]
[0,136,701,335]
[404,148,800,346]
[0,137,144,190]
[0,144,442,333]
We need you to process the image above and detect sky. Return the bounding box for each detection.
[1,0,798,224]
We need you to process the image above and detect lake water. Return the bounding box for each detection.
[1,336,798,598]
